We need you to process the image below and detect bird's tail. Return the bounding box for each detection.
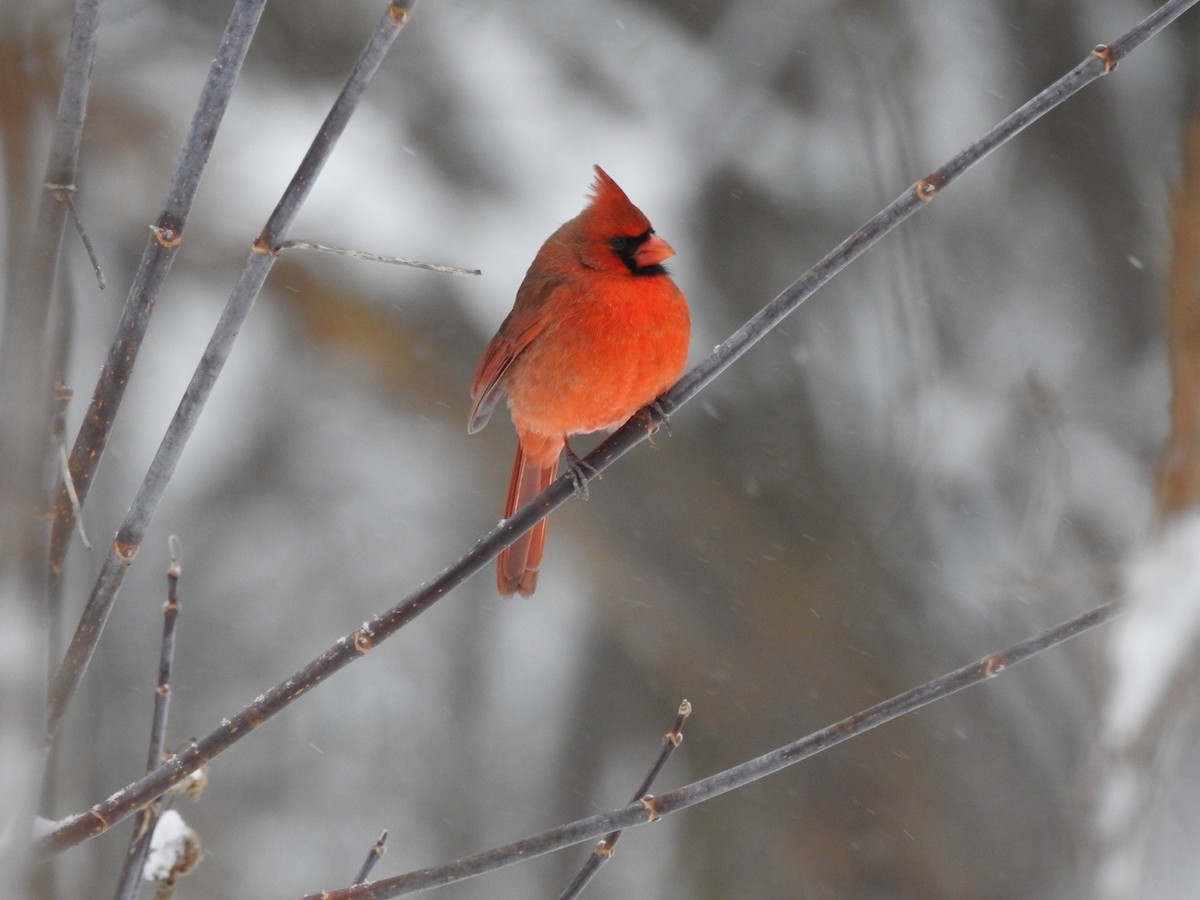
[498,443,558,596]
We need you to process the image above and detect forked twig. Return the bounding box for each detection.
[44,0,419,738]
[39,0,1192,857]
[557,701,691,900]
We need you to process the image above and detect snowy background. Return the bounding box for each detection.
[4,0,1200,897]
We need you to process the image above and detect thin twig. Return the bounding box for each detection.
[48,182,106,289]
[37,0,1193,856]
[557,701,691,900]
[354,831,389,886]
[57,445,91,551]
[44,0,269,680]
[44,0,418,738]
[298,600,1123,900]
[112,538,184,900]
[278,240,480,276]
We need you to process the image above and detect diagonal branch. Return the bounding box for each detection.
[44,1,419,737]
[45,0,268,657]
[303,600,1123,899]
[37,0,1195,857]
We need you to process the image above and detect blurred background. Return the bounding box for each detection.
[3,0,1200,897]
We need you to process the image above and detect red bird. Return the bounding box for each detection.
[469,166,691,596]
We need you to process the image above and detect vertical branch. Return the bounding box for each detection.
[113,537,184,900]
[45,0,419,738]
[0,1,102,891]
[0,0,100,644]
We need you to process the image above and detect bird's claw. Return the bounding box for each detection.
[649,399,673,437]
[639,400,673,448]
[564,443,599,501]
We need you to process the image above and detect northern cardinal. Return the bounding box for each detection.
[469,166,691,596]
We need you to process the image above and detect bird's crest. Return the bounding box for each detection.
[583,165,653,240]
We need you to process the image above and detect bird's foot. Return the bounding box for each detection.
[564,442,599,501]
[639,399,673,448]
[650,398,673,436]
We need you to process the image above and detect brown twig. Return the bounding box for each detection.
[557,701,691,900]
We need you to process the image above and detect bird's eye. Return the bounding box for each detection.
[608,235,631,253]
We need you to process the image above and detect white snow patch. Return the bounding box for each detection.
[142,810,194,882]
[1106,510,1200,745]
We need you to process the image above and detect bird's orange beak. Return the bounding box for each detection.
[634,233,675,268]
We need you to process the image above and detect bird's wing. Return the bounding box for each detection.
[467,277,566,433]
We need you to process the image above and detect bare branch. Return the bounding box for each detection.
[45,0,268,651]
[302,601,1122,900]
[44,0,419,738]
